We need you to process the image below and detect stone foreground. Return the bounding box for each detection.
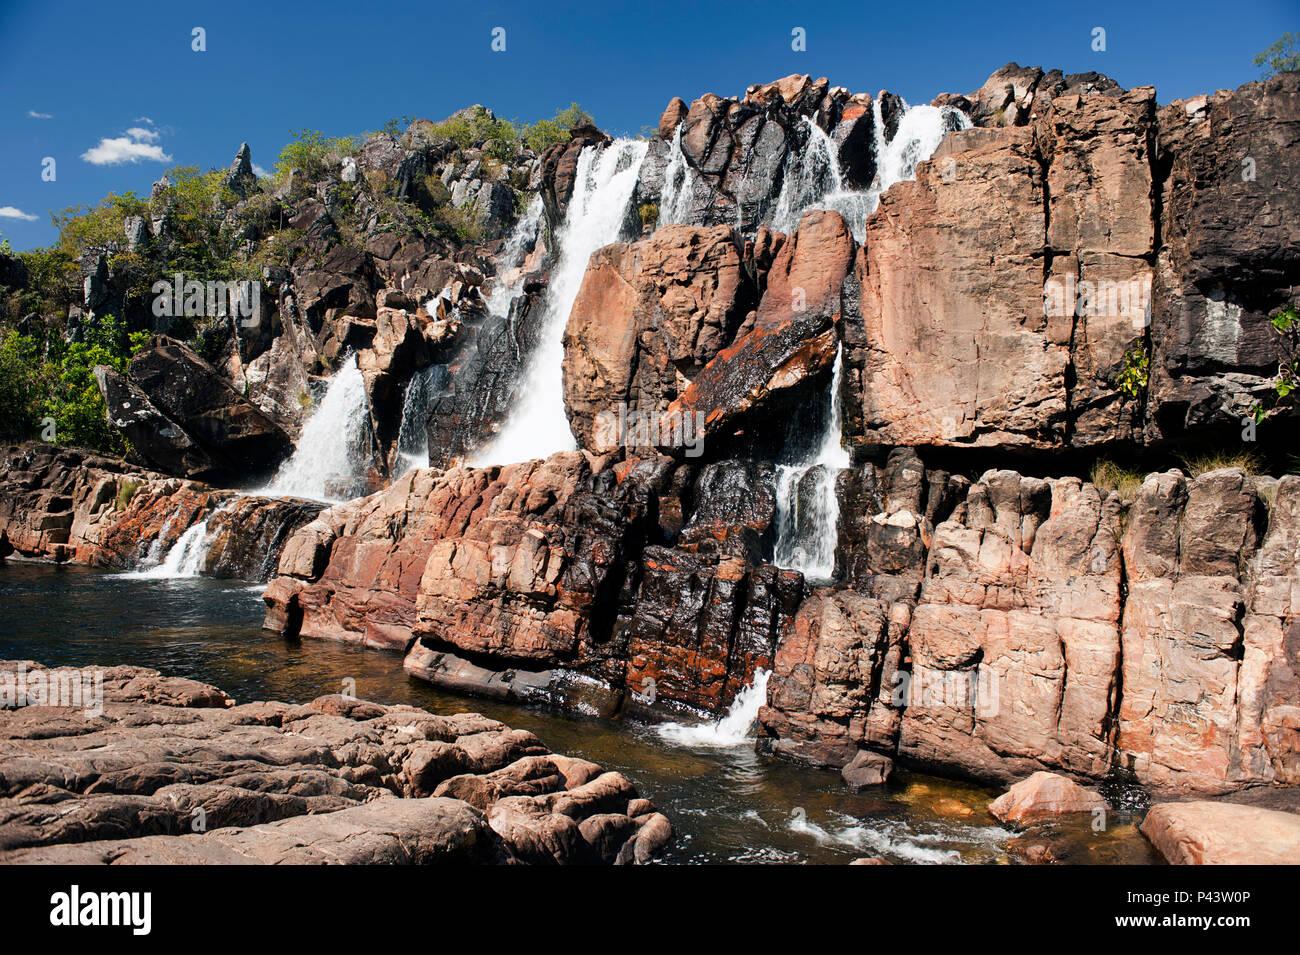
[0,662,672,865]
[1141,802,1300,865]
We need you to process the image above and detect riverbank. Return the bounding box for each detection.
[0,561,1161,864]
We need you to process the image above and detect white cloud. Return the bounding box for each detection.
[252,163,269,178]
[81,125,172,166]
[0,207,38,221]
[27,109,52,120]
[133,116,154,125]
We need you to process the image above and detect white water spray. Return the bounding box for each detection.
[261,355,371,503]
[472,138,649,466]
[120,519,211,579]
[486,196,544,319]
[656,668,771,748]
[772,103,969,241]
[657,125,698,227]
[774,346,850,583]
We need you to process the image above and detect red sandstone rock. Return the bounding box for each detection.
[1141,802,1300,864]
[988,772,1108,826]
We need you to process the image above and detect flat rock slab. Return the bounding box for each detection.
[1141,801,1300,864]
[0,662,671,865]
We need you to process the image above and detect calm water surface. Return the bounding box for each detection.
[0,561,1156,865]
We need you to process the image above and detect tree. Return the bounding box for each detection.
[1255,32,1300,78]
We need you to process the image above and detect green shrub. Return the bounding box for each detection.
[1115,343,1150,400]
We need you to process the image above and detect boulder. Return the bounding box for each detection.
[113,336,292,480]
[1141,802,1300,864]
[0,662,670,865]
[841,750,894,789]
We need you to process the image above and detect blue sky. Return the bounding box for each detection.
[1,0,1294,250]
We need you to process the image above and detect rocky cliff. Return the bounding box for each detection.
[5,63,1299,812]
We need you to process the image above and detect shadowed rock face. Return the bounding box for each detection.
[0,663,672,865]
[98,336,293,482]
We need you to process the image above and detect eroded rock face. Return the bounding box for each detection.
[263,451,798,719]
[667,210,854,452]
[0,443,318,579]
[0,663,671,865]
[264,451,647,662]
[842,86,1156,452]
[760,464,1300,795]
[562,224,755,454]
[844,69,1297,455]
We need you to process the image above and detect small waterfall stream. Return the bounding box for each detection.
[657,125,698,227]
[772,103,970,241]
[774,347,851,583]
[394,364,444,474]
[261,355,372,503]
[656,669,772,748]
[471,138,649,466]
[486,195,543,319]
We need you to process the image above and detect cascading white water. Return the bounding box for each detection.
[774,346,851,583]
[121,519,211,579]
[772,103,970,241]
[656,669,771,748]
[486,196,544,319]
[394,364,443,474]
[471,138,649,466]
[657,125,698,227]
[261,355,371,503]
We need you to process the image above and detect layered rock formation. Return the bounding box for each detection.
[759,465,1300,796]
[0,443,318,578]
[263,450,801,719]
[0,662,671,864]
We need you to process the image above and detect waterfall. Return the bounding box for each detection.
[772,103,970,241]
[657,126,698,227]
[120,519,212,579]
[394,364,443,474]
[656,669,772,748]
[261,355,372,503]
[486,196,544,319]
[471,138,649,466]
[774,346,851,583]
